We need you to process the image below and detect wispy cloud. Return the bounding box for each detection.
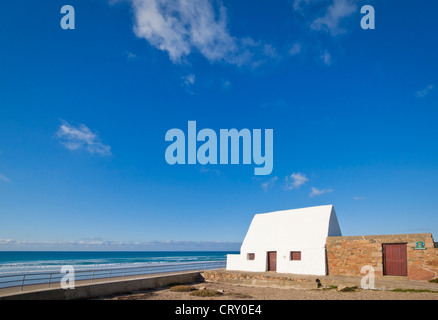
[289,43,302,56]
[0,238,241,251]
[309,0,357,36]
[291,0,358,65]
[353,196,365,200]
[416,84,434,98]
[181,73,196,93]
[262,43,279,59]
[123,50,144,62]
[284,172,308,190]
[200,166,221,176]
[320,50,332,66]
[309,187,333,197]
[182,74,195,86]
[56,120,112,156]
[261,176,278,192]
[0,173,10,183]
[128,0,273,67]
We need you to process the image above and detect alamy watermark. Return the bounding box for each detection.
[59,4,375,31]
[360,265,375,290]
[60,265,75,290]
[361,5,375,30]
[60,5,75,30]
[165,121,273,175]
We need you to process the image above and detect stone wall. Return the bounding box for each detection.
[326,233,438,281]
[203,270,327,289]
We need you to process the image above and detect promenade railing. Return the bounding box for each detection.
[0,260,226,292]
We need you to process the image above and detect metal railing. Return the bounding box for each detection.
[0,260,226,292]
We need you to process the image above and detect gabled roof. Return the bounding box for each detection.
[240,205,342,251]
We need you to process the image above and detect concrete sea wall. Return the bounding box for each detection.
[0,271,202,300]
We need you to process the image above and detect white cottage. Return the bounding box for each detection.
[226,205,342,276]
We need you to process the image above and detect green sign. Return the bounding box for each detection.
[414,241,426,250]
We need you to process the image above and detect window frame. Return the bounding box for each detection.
[290,251,302,261]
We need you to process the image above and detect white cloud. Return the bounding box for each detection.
[131,0,238,64]
[262,44,279,59]
[56,120,112,156]
[0,173,10,183]
[291,0,357,64]
[184,74,195,85]
[284,172,308,190]
[181,73,196,93]
[182,73,195,86]
[309,187,333,197]
[289,43,302,56]
[320,50,332,66]
[292,0,311,12]
[310,0,357,36]
[416,84,434,98]
[261,176,278,192]
[353,196,365,200]
[129,0,272,66]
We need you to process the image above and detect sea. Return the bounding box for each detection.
[0,251,236,275]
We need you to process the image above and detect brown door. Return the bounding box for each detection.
[383,244,407,276]
[267,251,277,271]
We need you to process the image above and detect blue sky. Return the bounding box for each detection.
[0,0,437,251]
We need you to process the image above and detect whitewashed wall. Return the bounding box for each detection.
[226,205,342,276]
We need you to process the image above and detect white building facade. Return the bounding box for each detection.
[226,205,342,276]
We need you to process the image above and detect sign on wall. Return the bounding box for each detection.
[414,241,427,250]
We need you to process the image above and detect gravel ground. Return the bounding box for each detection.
[104,282,438,300]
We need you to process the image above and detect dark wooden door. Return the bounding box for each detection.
[267,252,277,271]
[383,244,407,276]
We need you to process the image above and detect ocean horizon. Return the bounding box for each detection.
[0,251,237,275]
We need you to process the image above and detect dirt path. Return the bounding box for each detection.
[105,281,438,300]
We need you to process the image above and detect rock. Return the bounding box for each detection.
[337,285,359,292]
[217,289,225,293]
[198,286,206,291]
[337,285,347,292]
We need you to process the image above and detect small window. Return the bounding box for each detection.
[247,253,255,260]
[290,251,301,261]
